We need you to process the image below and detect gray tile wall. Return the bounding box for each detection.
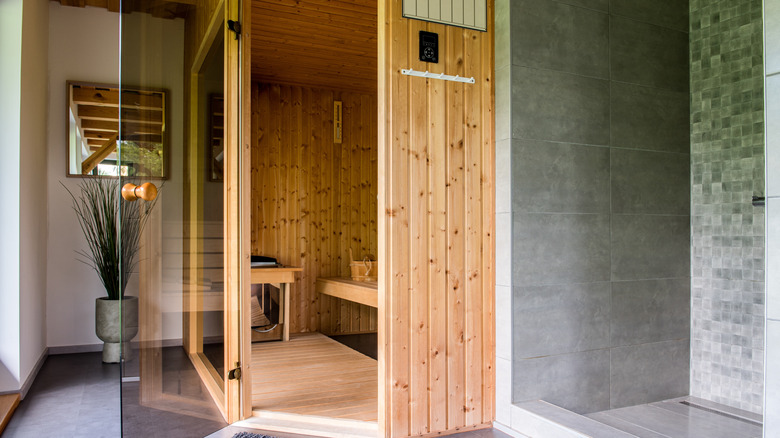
[690,0,766,415]
[764,0,779,433]
[510,0,691,414]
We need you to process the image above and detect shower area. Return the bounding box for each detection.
[495,0,768,436]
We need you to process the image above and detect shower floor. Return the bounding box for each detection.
[586,397,763,438]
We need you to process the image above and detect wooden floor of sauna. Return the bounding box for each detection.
[251,332,377,422]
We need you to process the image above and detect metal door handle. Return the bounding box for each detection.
[121,182,158,202]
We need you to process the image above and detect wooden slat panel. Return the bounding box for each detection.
[408,17,429,436]
[378,0,495,436]
[251,83,378,336]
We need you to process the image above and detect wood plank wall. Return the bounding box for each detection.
[250,82,378,336]
[377,0,495,436]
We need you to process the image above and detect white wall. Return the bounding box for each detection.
[0,0,49,395]
[19,0,49,389]
[46,3,120,349]
[46,3,185,348]
[0,0,24,394]
[493,0,513,429]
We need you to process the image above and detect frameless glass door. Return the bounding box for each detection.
[117,1,244,435]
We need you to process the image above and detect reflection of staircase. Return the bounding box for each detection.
[157,220,225,312]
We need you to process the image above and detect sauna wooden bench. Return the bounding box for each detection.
[251,266,303,341]
[315,277,378,308]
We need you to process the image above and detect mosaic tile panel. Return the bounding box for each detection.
[690,0,765,415]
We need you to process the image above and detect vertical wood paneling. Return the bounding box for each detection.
[408,16,429,436]
[251,83,378,335]
[379,0,495,435]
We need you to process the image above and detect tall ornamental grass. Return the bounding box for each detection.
[64,178,157,300]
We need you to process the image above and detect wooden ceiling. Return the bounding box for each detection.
[251,0,378,94]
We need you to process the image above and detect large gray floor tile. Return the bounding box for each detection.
[511,67,609,145]
[611,148,690,215]
[610,17,688,92]
[511,0,608,78]
[611,214,690,281]
[513,212,610,285]
[610,340,689,409]
[605,404,760,438]
[611,278,690,347]
[513,349,610,414]
[512,140,610,214]
[586,411,669,438]
[514,282,610,357]
[551,0,608,12]
[651,400,762,437]
[610,0,689,32]
[515,400,634,437]
[611,82,690,154]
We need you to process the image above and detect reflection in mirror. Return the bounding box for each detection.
[195,24,225,383]
[67,81,167,178]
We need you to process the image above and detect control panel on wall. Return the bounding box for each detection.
[419,31,438,63]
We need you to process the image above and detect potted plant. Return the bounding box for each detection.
[65,178,157,363]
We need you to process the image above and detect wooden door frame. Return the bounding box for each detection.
[182,0,250,424]
[226,0,254,423]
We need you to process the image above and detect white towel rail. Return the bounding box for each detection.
[401,68,476,84]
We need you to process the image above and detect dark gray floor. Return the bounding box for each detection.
[4,351,226,438]
[4,351,510,438]
[586,399,763,438]
[4,353,122,438]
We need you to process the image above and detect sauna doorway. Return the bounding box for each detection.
[245,0,379,431]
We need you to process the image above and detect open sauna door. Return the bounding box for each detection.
[178,0,253,424]
[117,0,252,433]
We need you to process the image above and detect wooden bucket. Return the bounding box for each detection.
[348,249,378,282]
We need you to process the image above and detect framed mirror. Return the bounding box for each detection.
[67,81,168,178]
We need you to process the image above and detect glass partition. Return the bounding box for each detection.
[118,2,228,436]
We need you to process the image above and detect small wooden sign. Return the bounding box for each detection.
[334,101,343,144]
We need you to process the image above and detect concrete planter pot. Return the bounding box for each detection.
[95,296,138,363]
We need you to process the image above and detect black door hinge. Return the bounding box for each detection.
[228,362,242,380]
[227,20,241,39]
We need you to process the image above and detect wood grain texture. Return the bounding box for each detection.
[0,394,20,435]
[250,0,377,93]
[377,0,495,435]
[317,277,378,308]
[251,82,378,336]
[251,332,377,421]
